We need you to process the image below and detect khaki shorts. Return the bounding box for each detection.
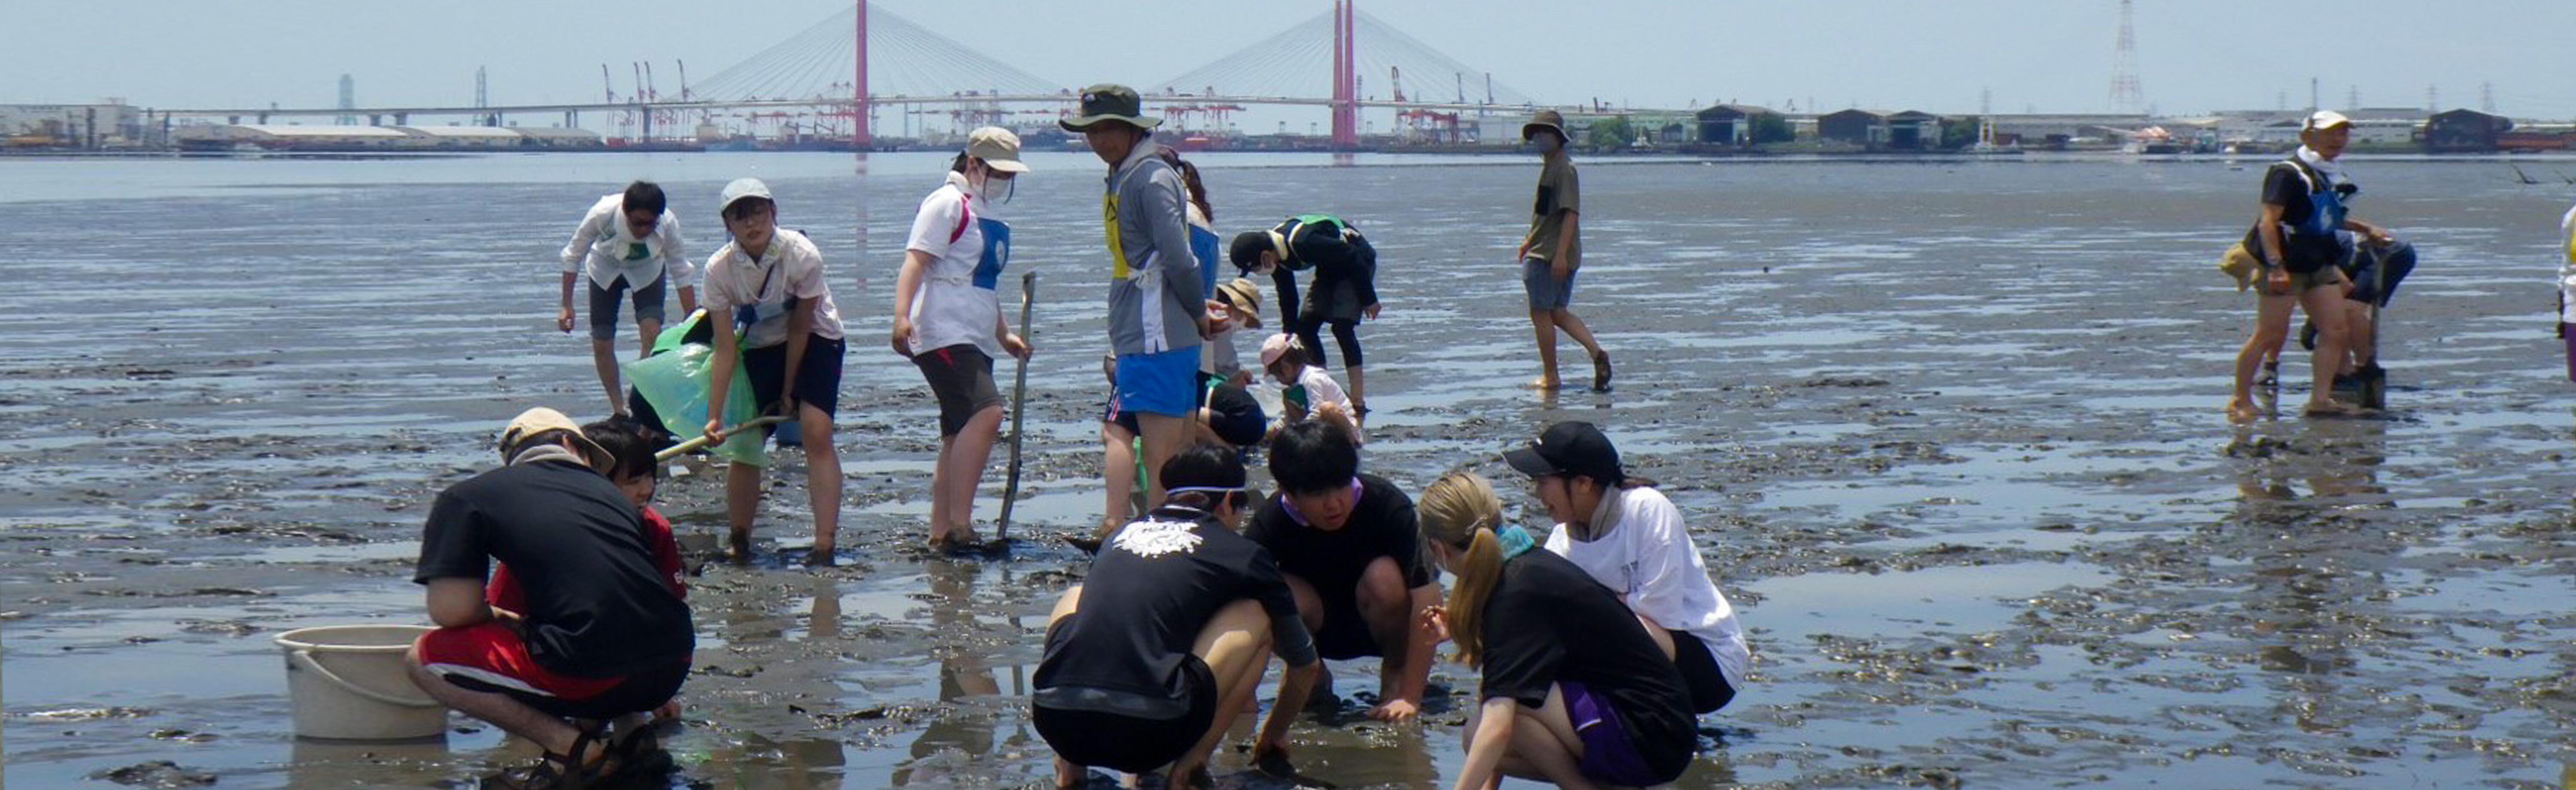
[2257,267,2343,296]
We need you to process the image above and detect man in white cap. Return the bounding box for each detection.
[408,407,695,786]
[699,178,850,564]
[1063,83,1209,516]
[892,127,1033,551]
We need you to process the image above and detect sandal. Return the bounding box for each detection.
[601,727,673,787]
[483,729,608,790]
[2255,361,2279,388]
[1590,351,1613,392]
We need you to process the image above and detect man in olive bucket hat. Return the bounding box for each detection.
[1065,84,1209,523]
[1516,109,1613,392]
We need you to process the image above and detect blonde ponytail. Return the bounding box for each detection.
[1418,473,1507,667]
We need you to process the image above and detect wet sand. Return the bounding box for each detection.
[6,152,2576,788]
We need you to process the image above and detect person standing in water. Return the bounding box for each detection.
[558,181,698,416]
[2227,111,2395,419]
[700,179,848,565]
[1063,84,1209,514]
[1517,110,1611,393]
[892,128,1033,552]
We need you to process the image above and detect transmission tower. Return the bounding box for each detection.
[2108,0,2143,114]
[2481,82,2494,114]
[337,74,355,126]
[474,66,490,125]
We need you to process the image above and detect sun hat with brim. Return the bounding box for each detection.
[1258,333,1297,367]
[967,127,1030,173]
[718,177,773,215]
[1523,109,1569,142]
[1060,84,1162,132]
[2303,110,2353,132]
[499,407,613,470]
[1218,279,1264,328]
[1503,420,1624,486]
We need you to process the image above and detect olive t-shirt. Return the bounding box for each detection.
[1524,157,1583,269]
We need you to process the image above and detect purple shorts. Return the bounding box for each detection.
[1561,681,1661,787]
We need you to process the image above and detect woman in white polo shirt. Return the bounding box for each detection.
[892,128,1033,551]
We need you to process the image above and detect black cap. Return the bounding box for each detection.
[1503,421,1623,485]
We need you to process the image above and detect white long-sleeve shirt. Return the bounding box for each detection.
[560,194,697,291]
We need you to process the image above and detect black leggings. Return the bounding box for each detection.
[1294,318,1364,370]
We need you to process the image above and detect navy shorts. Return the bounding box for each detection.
[1522,257,1576,311]
[587,274,667,340]
[743,336,845,421]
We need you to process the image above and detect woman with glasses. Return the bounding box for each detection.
[700,178,848,566]
[1032,443,1320,790]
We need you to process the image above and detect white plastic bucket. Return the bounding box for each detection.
[274,625,447,741]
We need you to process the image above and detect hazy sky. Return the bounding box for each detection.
[12,0,2573,119]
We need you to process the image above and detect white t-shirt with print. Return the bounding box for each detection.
[1543,485,1752,691]
[903,173,1003,359]
[701,229,844,349]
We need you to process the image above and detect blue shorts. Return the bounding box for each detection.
[1561,680,1665,787]
[1523,257,1576,311]
[1113,347,1200,419]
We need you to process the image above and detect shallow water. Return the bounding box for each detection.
[6,151,2576,788]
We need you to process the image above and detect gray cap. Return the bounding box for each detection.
[718,177,772,214]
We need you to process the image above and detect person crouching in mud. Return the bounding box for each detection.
[1033,443,1320,790]
[407,408,694,789]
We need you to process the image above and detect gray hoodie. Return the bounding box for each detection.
[1101,141,1206,356]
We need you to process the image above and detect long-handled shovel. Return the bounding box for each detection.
[995,272,1037,541]
[654,415,789,463]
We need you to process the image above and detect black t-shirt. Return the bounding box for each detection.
[2242,161,2343,273]
[413,460,696,677]
[1247,474,1435,612]
[1035,507,1317,717]
[1480,550,1697,781]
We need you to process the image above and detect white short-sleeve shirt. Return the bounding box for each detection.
[701,230,844,349]
[1544,486,1753,691]
[902,173,1002,359]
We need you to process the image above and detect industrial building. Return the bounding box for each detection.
[170,124,603,152]
[1,101,147,149]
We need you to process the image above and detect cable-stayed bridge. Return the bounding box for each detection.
[161,1,1649,149]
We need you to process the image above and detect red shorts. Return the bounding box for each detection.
[415,623,682,719]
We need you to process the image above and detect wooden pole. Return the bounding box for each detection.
[996,271,1037,539]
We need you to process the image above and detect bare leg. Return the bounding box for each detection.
[1169,600,1275,788]
[2230,292,2295,420]
[1495,685,1598,789]
[1552,308,1604,359]
[1099,422,1136,538]
[1045,586,1087,789]
[592,338,626,416]
[2299,286,2352,414]
[406,642,588,758]
[1529,309,1561,389]
[2345,301,2377,368]
[800,402,841,564]
[726,458,763,561]
[635,319,662,359]
[1282,573,1331,699]
[938,405,1005,544]
[1354,558,1418,707]
[928,434,957,544]
[1134,413,1189,512]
